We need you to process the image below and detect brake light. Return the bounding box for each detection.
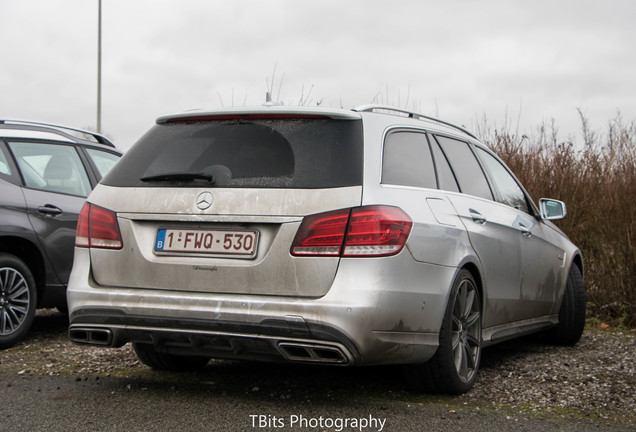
[164,114,329,122]
[75,203,123,249]
[290,206,412,257]
[343,206,413,256]
[289,209,350,256]
[75,203,90,247]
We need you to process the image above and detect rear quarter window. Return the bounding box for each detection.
[85,148,120,179]
[382,130,436,189]
[102,118,363,189]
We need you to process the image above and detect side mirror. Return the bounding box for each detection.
[539,198,567,220]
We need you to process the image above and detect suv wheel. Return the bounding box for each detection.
[133,343,210,371]
[546,265,586,345]
[0,253,37,349]
[406,269,482,394]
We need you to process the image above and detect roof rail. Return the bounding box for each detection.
[352,105,477,140]
[0,119,116,148]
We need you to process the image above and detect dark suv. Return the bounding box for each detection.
[0,120,121,348]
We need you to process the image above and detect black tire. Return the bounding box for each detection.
[0,253,37,349]
[133,343,210,371]
[405,269,482,394]
[546,265,586,345]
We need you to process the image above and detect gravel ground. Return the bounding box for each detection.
[1,309,635,429]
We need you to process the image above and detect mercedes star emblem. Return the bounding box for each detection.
[195,191,213,210]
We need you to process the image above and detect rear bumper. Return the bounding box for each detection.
[67,248,457,366]
[69,312,358,365]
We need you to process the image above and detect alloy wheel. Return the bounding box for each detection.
[450,278,481,383]
[0,267,30,336]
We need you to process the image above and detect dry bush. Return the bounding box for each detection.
[479,112,636,327]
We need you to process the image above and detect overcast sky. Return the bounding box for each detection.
[1,0,635,150]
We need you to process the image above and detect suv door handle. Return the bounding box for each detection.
[469,208,486,224]
[38,205,63,216]
[519,222,532,238]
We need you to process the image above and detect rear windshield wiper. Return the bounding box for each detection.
[140,172,215,184]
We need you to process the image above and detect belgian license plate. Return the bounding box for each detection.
[154,228,258,258]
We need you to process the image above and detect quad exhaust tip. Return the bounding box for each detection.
[277,342,349,364]
[69,327,113,346]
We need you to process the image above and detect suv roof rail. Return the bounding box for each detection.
[353,105,478,140]
[0,119,116,148]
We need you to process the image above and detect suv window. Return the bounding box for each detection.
[85,148,120,178]
[103,119,363,189]
[434,135,493,200]
[0,146,11,175]
[8,141,92,197]
[430,136,460,192]
[475,147,530,213]
[382,131,436,189]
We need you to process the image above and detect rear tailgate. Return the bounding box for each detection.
[87,186,362,297]
[86,113,364,298]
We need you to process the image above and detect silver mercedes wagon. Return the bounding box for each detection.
[67,105,585,394]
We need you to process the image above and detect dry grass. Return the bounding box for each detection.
[478,112,636,327]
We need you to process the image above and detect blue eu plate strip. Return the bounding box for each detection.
[155,229,166,250]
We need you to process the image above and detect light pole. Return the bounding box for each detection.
[97,0,102,133]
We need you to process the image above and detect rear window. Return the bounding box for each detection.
[102,118,363,189]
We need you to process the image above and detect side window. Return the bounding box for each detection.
[382,131,436,189]
[85,148,120,178]
[434,135,493,200]
[0,145,12,176]
[475,147,530,213]
[8,141,92,197]
[430,136,460,192]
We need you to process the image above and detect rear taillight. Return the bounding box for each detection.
[289,209,350,256]
[342,206,413,256]
[290,205,412,257]
[75,203,123,249]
